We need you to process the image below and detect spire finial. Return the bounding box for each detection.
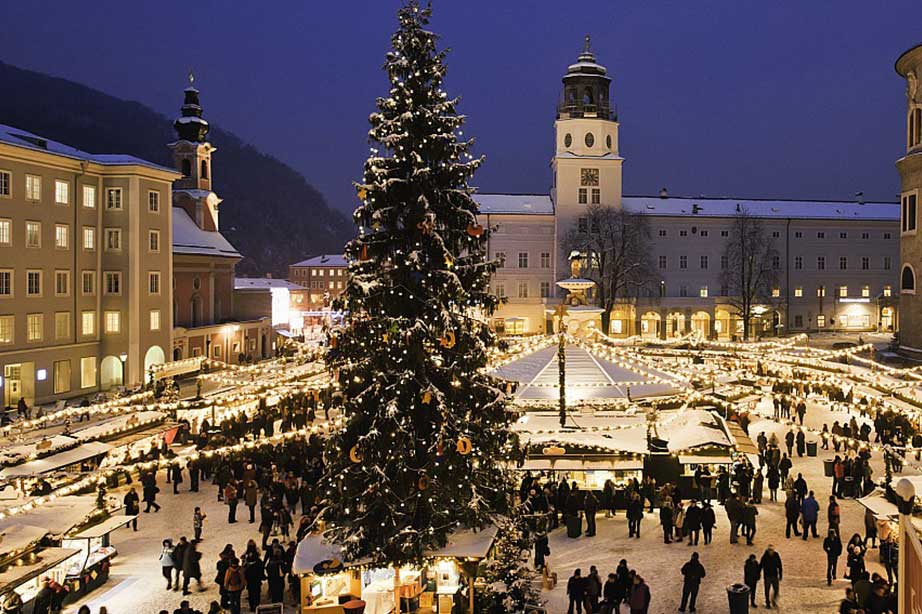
[584,34,591,53]
[188,69,195,86]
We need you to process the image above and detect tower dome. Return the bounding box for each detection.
[174,72,210,143]
[558,36,615,121]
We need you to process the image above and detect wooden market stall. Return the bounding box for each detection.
[293,526,497,614]
[0,441,112,481]
[0,546,81,607]
[61,514,135,601]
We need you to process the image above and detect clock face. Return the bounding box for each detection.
[581,168,599,186]
[585,132,595,147]
[564,133,572,148]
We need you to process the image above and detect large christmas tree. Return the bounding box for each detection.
[320,1,514,568]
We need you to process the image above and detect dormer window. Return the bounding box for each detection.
[181,159,191,177]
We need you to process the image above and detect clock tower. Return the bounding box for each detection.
[552,36,623,246]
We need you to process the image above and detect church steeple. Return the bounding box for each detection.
[558,35,615,121]
[174,72,210,143]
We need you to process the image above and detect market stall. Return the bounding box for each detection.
[0,441,112,480]
[61,514,134,601]
[293,526,497,614]
[0,547,81,607]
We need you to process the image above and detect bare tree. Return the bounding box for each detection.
[564,204,656,334]
[719,208,780,340]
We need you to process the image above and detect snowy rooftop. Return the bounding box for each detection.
[174,188,219,201]
[234,277,303,291]
[0,124,177,174]
[291,254,348,268]
[473,194,554,215]
[172,207,241,258]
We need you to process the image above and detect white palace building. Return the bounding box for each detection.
[474,40,900,339]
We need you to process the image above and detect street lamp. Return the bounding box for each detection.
[119,353,128,386]
[895,477,916,614]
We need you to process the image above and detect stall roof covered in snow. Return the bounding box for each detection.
[656,409,734,452]
[172,208,241,258]
[0,124,178,174]
[0,525,49,558]
[0,496,97,537]
[512,411,650,455]
[473,194,555,215]
[0,441,113,478]
[0,547,80,592]
[291,254,348,268]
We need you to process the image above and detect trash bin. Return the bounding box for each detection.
[807,441,818,457]
[727,583,750,614]
[823,459,835,477]
[566,513,582,538]
[344,600,367,614]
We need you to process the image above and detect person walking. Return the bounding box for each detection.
[159,539,176,590]
[584,565,602,613]
[143,475,161,513]
[628,574,650,614]
[725,493,742,544]
[679,552,705,613]
[567,569,586,614]
[863,507,878,549]
[193,507,207,542]
[827,496,841,535]
[181,540,203,595]
[659,497,673,544]
[801,491,820,540]
[244,552,265,612]
[759,545,783,608]
[223,558,245,614]
[172,537,189,591]
[170,462,184,495]
[684,500,702,546]
[742,499,758,546]
[823,529,843,585]
[784,491,801,538]
[124,488,140,531]
[627,493,643,539]
[584,490,598,537]
[743,554,760,609]
[225,481,239,524]
[701,501,715,545]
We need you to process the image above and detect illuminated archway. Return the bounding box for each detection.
[640,312,661,339]
[691,311,711,337]
[100,356,123,391]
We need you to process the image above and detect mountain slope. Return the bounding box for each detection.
[0,61,353,276]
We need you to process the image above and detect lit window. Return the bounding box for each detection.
[0,218,9,245]
[862,285,870,298]
[26,270,42,296]
[55,224,69,249]
[54,312,70,339]
[26,313,43,341]
[0,316,12,344]
[817,314,826,328]
[150,309,161,331]
[26,221,41,248]
[54,270,70,296]
[817,286,826,297]
[794,287,803,297]
[106,188,122,210]
[55,180,69,205]
[80,356,96,388]
[81,311,96,336]
[54,360,71,394]
[771,288,780,298]
[83,227,96,250]
[839,286,848,298]
[25,175,41,201]
[884,285,892,297]
[148,191,160,212]
[82,185,96,208]
[699,286,708,298]
[104,310,121,334]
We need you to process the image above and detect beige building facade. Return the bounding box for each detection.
[476,43,899,338]
[0,125,178,406]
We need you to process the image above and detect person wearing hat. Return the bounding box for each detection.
[679,552,705,613]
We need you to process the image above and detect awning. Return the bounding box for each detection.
[0,525,48,559]
[515,458,644,471]
[678,455,734,465]
[66,515,135,539]
[0,547,80,592]
[0,441,112,478]
[275,329,297,339]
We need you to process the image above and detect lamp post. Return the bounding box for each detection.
[895,477,916,613]
[118,353,128,387]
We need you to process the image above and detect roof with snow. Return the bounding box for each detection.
[0,124,177,174]
[174,188,219,201]
[234,278,303,291]
[473,194,555,215]
[172,207,241,258]
[623,195,899,221]
[291,254,348,267]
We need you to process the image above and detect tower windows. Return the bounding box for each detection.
[591,189,600,204]
[902,264,916,293]
[578,189,587,205]
[910,108,922,148]
[564,133,572,148]
[902,192,918,233]
[584,133,594,148]
[181,159,192,177]
[606,134,612,150]
[201,160,209,179]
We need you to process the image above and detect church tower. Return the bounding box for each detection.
[897,44,922,353]
[168,74,222,232]
[552,37,623,250]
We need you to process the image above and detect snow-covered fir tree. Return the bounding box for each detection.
[481,515,543,613]
[319,0,515,568]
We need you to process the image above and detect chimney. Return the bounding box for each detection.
[855,191,864,204]
[659,187,669,199]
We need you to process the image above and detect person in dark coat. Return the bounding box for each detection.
[629,574,651,614]
[602,572,619,614]
[793,474,808,504]
[784,491,801,538]
[725,493,742,544]
[602,479,615,517]
[767,464,780,502]
[142,475,161,513]
[615,559,631,607]
[824,529,843,585]
[785,430,795,456]
[567,569,586,614]
[244,554,265,612]
[584,490,599,537]
[584,566,602,613]
[627,492,643,538]
[743,554,760,608]
[759,546,783,608]
[32,579,52,614]
[265,550,287,604]
[123,488,140,531]
[796,430,806,457]
[684,500,702,546]
[182,540,203,595]
[659,498,673,544]
[679,552,705,613]
[170,463,184,494]
[701,502,716,545]
[801,491,820,540]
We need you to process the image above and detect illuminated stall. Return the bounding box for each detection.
[61,514,135,600]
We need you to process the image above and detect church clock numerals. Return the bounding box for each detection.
[580,168,599,186]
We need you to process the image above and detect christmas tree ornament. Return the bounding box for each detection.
[422,390,433,404]
[360,244,369,261]
[357,187,367,201]
[417,475,430,490]
[349,446,363,463]
[456,437,473,455]
[466,223,484,237]
[438,331,456,349]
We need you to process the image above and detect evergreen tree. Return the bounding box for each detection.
[481,515,542,613]
[320,1,513,568]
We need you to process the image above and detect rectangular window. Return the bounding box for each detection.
[54,224,69,249]
[862,285,870,298]
[0,315,11,344]
[862,232,869,239]
[721,230,729,237]
[104,272,121,295]
[817,286,826,297]
[53,360,71,394]
[54,180,69,205]
[0,270,10,297]
[106,188,122,210]
[148,191,160,213]
[540,252,551,268]
[83,227,96,251]
[884,285,892,297]
[517,282,528,299]
[679,256,687,269]
[817,314,826,328]
[839,232,847,239]
[105,228,121,251]
[659,256,667,269]
[149,230,160,252]
[54,270,70,296]
[25,174,41,201]
[817,231,825,239]
[26,221,41,248]
[149,271,161,295]
[772,231,780,238]
[495,283,505,297]
[794,315,803,328]
[81,311,96,336]
[659,229,667,237]
[150,309,161,331]
[54,311,70,339]
[771,287,781,298]
[540,281,550,298]
[884,256,892,270]
[794,256,803,270]
[699,286,708,298]
[0,170,10,197]
[578,188,587,204]
[720,255,728,270]
[794,287,803,297]
[82,185,96,208]
[884,232,892,240]
[700,255,708,269]
[772,255,780,270]
[104,310,121,334]
[591,188,600,204]
[26,313,43,341]
[680,285,688,297]
[517,252,528,268]
[794,231,803,238]
[81,271,95,295]
[817,256,825,270]
[0,218,9,246]
[80,356,96,388]
[26,270,42,296]
[495,252,505,267]
[700,230,709,237]
[679,230,688,237]
[839,256,847,270]
[578,217,588,233]
[903,194,919,233]
[839,286,848,298]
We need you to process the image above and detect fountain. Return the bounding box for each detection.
[552,251,604,335]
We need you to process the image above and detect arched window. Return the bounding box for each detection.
[201,159,209,179]
[915,108,922,147]
[181,159,191,176]
[902,264,915,292]
[583,87,594,105]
